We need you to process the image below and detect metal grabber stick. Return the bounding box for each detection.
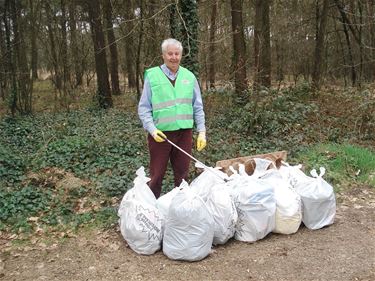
[159,134,228,183]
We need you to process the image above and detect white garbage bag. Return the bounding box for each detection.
[258,169,302,234]
[293,167,336,230]
[231,174,276,242]
[278,162,309,187]
[163,187,214,261]
[118,167,164,255]
[206,182,238,245]
[190,163,228,202]
[156,180,189,219]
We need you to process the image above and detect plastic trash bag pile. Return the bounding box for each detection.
[118,158,336,261]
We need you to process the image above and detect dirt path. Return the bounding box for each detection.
[1,188,374,281]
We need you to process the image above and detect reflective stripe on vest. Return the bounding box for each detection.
[154,114,193,126]
[146,66,195,131]
[152,98,193,110]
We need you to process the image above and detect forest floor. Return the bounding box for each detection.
[1,186,374,281]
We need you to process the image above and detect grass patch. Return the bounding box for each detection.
[294,143,375,190]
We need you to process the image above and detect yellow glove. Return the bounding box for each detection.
[152,129,167,142]
[196,131,207,151]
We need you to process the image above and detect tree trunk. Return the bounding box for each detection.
[135,0,144,99]
[312,0,330,91]
[208,0,218,89]
[334,0,372,83]
[87,0,112,108]
[0,10,7,101]
[275,38,284,84]
[68,0,83,86]
[254,0,271,90]
[230,0,247,103]
[358,1,363,85]
[103,0,121,95]
[60,0,70,105]
[333,16,348,86]
[123,0,136,90]
[2,3,17,111]
[335,0,356,86]
[144,0,159,67]
[45,1,62,90]
[29,0,39,80]
[367,1,375,81]
[179,0,199,76]
[169,3,180,39]
[11,0,33,114]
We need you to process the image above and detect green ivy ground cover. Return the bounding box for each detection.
[1,84,374,235]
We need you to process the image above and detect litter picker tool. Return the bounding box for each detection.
[159,134,228,183]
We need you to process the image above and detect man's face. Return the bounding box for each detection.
[162,45,182,73]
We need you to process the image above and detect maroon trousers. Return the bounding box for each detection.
[147,129,192,198]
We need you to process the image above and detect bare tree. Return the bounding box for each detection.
[312,0,330,91]
[122,0,136,90]
[334,0,356,86]
[254,0,271,90]
[10,0,33,114]
[207,0,218,89]
[68,0,83,87]
[103,0,121,95]
[179,0,200,76]
[86,0,112,108]
[230,0,247,103]
[29,0,40,80]
[135,0,144,99]
[44,1,62,90]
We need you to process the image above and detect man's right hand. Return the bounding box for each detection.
[152,129,167,142]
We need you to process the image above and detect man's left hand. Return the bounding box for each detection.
[196,131,207,151]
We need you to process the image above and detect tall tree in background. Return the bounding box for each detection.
[334,0,356,86]
[0,5,6,100]
[230,0,247,103]
[10,0,33,114]
[2,0,375,114]
[60,0,70,104]
[44,1,62,90]
[103,0,121,95]
[179,0,199,76]
[312,0,330,91]
[122,0,136,90]
[254,0,271,90]
[2,0,18,112]
[207,0,218,89]
[367,1,375,81]
[135,0,144,98]
[29,0,40,80]
[143,0,160,68]
[68,0,83,87]
[86,0,112,108]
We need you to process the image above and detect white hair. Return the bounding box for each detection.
[161,38,183,54]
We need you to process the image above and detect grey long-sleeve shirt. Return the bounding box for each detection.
[138,64,206,134]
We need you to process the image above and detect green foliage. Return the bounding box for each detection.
[93,207,118,228]
[294,144,375,189]
[0,85,373,235]
[0,109,147,233]
[0,186,51,225]
[0,145,27,184]
[202,83,318,162]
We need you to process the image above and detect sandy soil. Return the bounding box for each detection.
[1,187,374,281]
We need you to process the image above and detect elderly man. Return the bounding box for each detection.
[138,38,206,198]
